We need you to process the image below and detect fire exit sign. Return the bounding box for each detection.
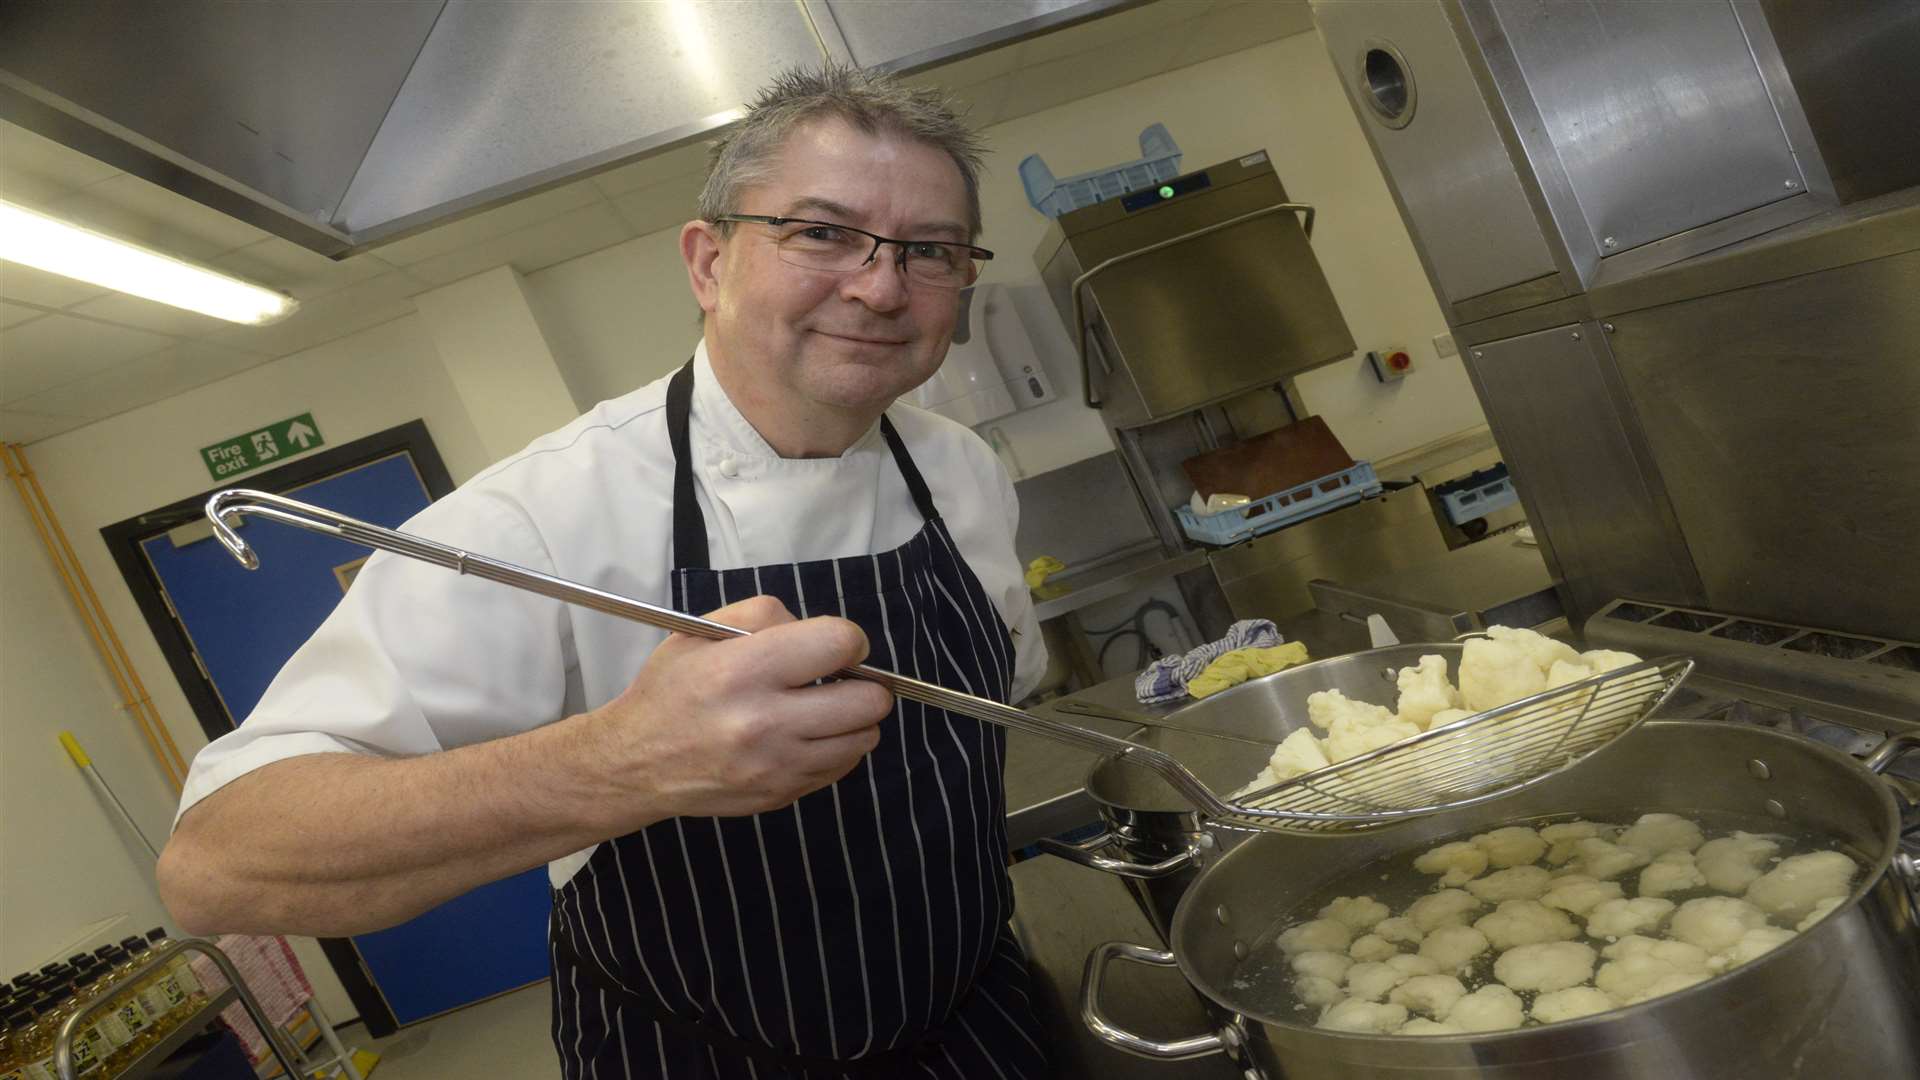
[200,413,323,481]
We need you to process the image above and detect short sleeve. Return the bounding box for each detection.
[173,488,575,827]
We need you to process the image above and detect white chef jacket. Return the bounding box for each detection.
[174,341,1047,886]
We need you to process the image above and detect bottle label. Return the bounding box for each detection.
[157,974,188,1009]
[138,984,173,1017]
[115,996,151,1033]
[24,1057,56,1080]
[93,1010,133,1047]
[71,1026,100,1068]
[169,962,203,996]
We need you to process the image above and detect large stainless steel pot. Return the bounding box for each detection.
[1081,722,1920,1078]
[1040,646,1471,940]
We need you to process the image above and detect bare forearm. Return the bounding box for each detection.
[159,712,634,937]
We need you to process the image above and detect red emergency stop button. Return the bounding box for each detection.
[1388,351,1411,370]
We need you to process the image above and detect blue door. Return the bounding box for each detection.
[139,449,550,1030]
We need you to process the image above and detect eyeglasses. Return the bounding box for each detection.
[713,214,992,290]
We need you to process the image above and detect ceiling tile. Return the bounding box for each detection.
[0,262,108,308]
[589,141,714,200]
[0,121,120,206]
[1,301,47,330]
[6,340,266,421]
[0,409,92,444]
[208,271,423,358]
[49,172,272,263]
[942,78,1013,131]
[367,180,607,266]
[0,313,175,403]
[404,203,637,287]
[608,175,707,239]
[998,28,1189,124]
[1016,0,1214,67]
[209,239,392,301]
[69,292,233,339]
[1171,0,1315,69]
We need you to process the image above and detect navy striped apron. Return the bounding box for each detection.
[548,364,1048,1079]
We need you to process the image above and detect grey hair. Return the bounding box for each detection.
[697,63,987,240]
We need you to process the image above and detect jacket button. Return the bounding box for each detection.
[718,457,740,478]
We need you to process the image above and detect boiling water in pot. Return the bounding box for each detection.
[1231,809,1864,1033]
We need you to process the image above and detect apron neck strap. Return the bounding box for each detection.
[667,360,942,573]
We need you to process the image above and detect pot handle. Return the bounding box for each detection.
[1861,733,1920,901]
[1080,941,1233,1060]
[1036,831,1195,879]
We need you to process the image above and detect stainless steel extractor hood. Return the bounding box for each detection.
[0,0,1145,257]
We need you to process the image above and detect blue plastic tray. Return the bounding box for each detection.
[1176,462,1382,546]
[1020,123,1183,218]
[1435,464,1519,525]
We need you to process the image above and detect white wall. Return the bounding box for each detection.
[521,31,1483,473]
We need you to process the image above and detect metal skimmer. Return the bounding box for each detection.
[205,489,1692,833]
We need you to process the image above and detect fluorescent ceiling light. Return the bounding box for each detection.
[0,199,296,325]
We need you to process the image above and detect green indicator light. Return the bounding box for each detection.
[1158,185,1176,198]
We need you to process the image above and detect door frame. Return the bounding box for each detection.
[100,419,456,1035]
[102,419,453,744]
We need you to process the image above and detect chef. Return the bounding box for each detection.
[158,64,1051,1079]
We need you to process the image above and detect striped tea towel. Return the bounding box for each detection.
[1135,618,1282,704]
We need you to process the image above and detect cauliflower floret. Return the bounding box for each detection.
[1444,984,1525,1032]
[1458,627,1580,711]
[1349,933,1399,962]
[1292,950,1353,984]
[1580,649,1642,674]
[1295,975,1345,1008]
[1407,889,1484,932]
[1745,850,1857,923]
[1307,688,1391,731]
[1585,897,1676,940]
[1414,841,1490,887]
[1399,1017,1465,1035]
[1618,813,1706,856]
[1569,837,1652,880]
[1346,960,1422,1002]
[1797,894,1846,932]
[1638,850,1708,897]
[1386,953,1440,978]
[1530,986,1616,1024]
[1694,832,1780,894]
[1473,825,1548,869]
[1539,874,1624,917]
[1465,866,1553,903]
[1669,896,1769,953]
[1709,927,1797,972]
[1389,974,1468,1019]
[1545,658,1592,689]
[1428,708,1474,726]
[1327,709,1422,763]
[1418,925,1490,971]
[1317,999,1408,1033]
[1394,654,1462,730]
[1594,941,1711,1006]
[1278,918,1354,956]
[1493,941,1597,992]
[1541,820,1611,864]
[1600,934,1711,970]
[1268,727,1332,782]
[1474,899,1580,950]
[1373,917,1423,945]
[1320,895,1391,932]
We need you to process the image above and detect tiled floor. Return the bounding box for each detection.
[348,982,559,1079]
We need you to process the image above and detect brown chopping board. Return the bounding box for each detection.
[1181,415,1355,500]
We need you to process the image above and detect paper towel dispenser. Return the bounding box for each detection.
[910,283,1057,427]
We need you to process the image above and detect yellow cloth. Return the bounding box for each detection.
[1188,641,1311,699]
[1024,555,1066,590]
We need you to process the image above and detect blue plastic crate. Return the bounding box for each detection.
[1435,463,1520,525]
[1020,123,1183,219]
[1176,462,1382,547]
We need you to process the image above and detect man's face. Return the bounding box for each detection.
[691,118,972,416]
